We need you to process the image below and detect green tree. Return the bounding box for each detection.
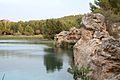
[43,19,64,39]
[24,25,34,35]
[0,14,82,39]
[90,0,120,20]
[18,24,24,34]
[0,20,11,35]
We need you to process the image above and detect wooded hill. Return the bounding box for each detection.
[0,15,82,39]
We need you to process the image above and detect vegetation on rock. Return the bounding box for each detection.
[90,0,120,38]
[68,65,93,80]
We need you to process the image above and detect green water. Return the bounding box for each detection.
[0,40,73,80]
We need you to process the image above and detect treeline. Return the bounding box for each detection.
[0,15,82,39]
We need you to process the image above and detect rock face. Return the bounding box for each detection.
[73,13,120,80]
[54,13,120,80]
[91,38,120,80]
[54,27,81,48]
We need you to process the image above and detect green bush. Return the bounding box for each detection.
[68,65,93,80]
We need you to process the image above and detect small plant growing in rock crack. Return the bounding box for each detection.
[68,65,93,80]
[2,73,5,80]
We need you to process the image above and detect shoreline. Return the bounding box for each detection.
[0,35,46,40]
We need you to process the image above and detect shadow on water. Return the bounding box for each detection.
[43,47,74,73]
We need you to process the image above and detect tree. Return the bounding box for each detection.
[43,19,64,39]
[24,25,34,35]
[90,0,120,16]
[0,20,11,35]
[18,24,24,34]
[0,14,82,39]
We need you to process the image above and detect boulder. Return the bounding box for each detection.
[54,27,81,48]
[81,13,106,30]
[54,31,69,47]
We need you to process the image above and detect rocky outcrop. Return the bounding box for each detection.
[73,13,120,80]
[54,13,120,80]
[54,27,81,48]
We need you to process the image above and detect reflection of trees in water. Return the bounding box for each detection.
[44,47,74,73]
[44,53,63,73]
[44,47,73,57]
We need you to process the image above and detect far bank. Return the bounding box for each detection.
[0,35,45,40]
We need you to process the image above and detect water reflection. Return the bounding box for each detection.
[0,40,74,80]
[44,47,73,73]
[44,53,63,73]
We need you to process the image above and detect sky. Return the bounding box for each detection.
[0,0,94,21]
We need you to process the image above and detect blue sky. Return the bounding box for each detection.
[0,0,94,21]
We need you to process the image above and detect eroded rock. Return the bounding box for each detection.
[54,13,120,80]
[54,27,81,48]
[73,13,120,80]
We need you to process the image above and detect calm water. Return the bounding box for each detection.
[0,40,73,80]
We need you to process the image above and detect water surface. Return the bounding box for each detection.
[0,40,73,80]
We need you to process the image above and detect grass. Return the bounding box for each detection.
[2,73,5,80]
[0,35,44,40]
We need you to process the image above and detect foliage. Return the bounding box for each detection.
[43,19,64,39]
[24,25,34,35]
[0,15,82,39]
[18,24,24,34]
[90,0,120,22]
[68,65,93,80]
[0,35,43,40]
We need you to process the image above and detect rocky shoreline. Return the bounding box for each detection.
[55,13,120,80]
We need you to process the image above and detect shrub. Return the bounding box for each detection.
[68,65,93,80]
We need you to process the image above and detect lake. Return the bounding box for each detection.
[0,40,73,80]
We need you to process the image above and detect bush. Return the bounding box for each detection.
[68,65,93,80]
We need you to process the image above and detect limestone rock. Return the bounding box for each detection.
[90,38,120,80]
[73,13,120,80]
[81,13,106,31]
[54,31,69,47]
[54,13,120,80]
[54,27,81,48]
